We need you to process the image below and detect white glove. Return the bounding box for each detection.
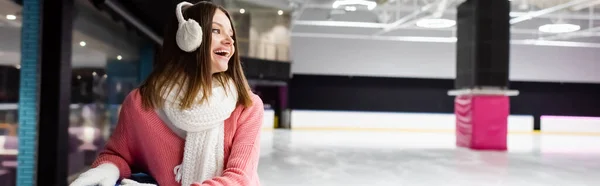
[70,163,120,186]
[119,179,157,186]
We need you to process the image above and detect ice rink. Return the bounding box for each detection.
[257,129,600,186]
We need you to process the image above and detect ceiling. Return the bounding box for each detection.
[244,0,600,47]
[3,0,600,69]
[0,0,144,68]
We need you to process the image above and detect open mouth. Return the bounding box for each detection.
[214,50,230,58]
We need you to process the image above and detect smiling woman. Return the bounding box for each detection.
[70,1,263,186]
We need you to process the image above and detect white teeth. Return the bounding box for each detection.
[214,50,230,57]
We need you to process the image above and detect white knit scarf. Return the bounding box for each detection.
[161,77,238,186]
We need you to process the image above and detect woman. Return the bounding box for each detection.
[70,1,263,186]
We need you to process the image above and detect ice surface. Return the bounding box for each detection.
[258,129,600,186]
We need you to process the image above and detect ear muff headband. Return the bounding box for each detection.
[176,1,203,52]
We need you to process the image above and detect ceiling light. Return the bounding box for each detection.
[15,64,20,69]
[278,10,283,15]
[240,8,245,14]
[333,0,377,10]
[415,18,456,28]
[79,41,86,47]
[117,55,123,60]
[538,23,580,33]
[6,15,16,20]
[92,71,97,76]
[77,75,81,79]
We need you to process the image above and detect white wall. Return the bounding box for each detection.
[290,36,600,83]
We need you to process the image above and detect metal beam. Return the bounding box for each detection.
[298,3,600,20]
[510,0,597,24]
[294,20,388,28]
[372,1,439,35]
[571,0,600,11]
[291,0,310,30]
[293,20,545,35]
[102,0,163,45]
[291,32,600,48]
[509,11,600,20]
[432,0,449,18]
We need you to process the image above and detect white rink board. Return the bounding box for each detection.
[541,115,600,133]
[263,109,275,129]
[290,110,534,132]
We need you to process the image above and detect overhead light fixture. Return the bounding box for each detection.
[333,0,377,10]
[79,41,86,47]
[117,55,123,60]
[278,10,283,15]
[92,71,97,76]
[6,15,16,20]
[538,23,580,33]
[416,18,456,28]
[240,8,245,14]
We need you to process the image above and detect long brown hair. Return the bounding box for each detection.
[139,1,252,110]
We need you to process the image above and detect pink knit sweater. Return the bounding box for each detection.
[91,89,263,186]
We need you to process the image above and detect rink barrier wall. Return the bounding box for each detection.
[2,103,597,134]
[289,74,600,118]
[289,110,600,136]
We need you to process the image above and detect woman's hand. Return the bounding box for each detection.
[69,163,120,186]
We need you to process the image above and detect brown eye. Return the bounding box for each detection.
[212,29,220,34]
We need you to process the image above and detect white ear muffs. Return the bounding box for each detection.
[175,2,203,52]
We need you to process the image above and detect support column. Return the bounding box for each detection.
[450,0,515,151]
[278,86,291,129]
[36,0,75,184]
[17,0,42,185]
[533,114,541,131]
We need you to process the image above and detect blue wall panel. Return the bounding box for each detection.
[18,0,40,185]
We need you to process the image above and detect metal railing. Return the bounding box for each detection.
[236,38,290,62]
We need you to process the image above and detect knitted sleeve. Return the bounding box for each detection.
[194,95,264,186]
[90,95,135,179]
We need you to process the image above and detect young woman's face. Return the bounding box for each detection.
[210,9,235,74]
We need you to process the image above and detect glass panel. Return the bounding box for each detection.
[67,0,146,183]
[228,6,291,61]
